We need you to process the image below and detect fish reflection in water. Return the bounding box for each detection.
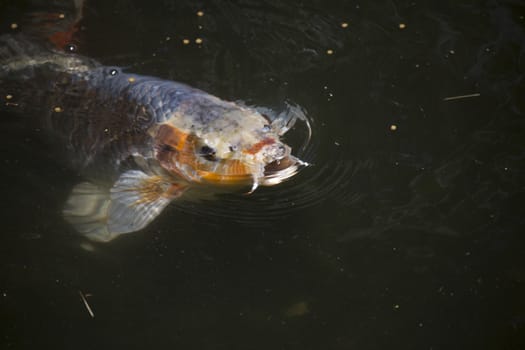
[0,13,308,242]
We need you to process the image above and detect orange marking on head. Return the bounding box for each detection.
[154,124,199,177]
[197,171,251,184]
[245,138,275,155]
[155,124,191,151]
[197,160,251,184]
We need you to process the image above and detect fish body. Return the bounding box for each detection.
[1,34,306,241]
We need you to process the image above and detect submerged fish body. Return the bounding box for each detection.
[1,34,306,241]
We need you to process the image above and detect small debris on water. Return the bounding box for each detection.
[165,36,171,41]
[10,23,18,30]
[334,141,340,146]
[398,23,406,29]
[80,241,96,252]
[284,301,310,317]
[443,93,480,101]
[341,22,349,28]
[195,38,203,44]
[128,77,136,83]
[326,49,334,55]
[393,304,400,310]
[79,290,94,318]
[53,106,63,113]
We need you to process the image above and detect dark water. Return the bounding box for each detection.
[1,0,525,349]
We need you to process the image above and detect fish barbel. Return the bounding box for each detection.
[0,34,308,242]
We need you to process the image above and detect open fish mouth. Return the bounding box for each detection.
[261,155,308,186]
[196,155,307,188]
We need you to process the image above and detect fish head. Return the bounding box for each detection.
[152,98,306,191]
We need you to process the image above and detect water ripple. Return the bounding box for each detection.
[170,104,365,225]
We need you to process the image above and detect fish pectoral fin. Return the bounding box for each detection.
[63,170,185,242]
[108,170,184,236]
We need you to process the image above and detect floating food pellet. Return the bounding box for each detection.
[341,22,349,28]
[128,77,136,83]
[10,23,18,30]
[54,106,63,113]
[5,94,13,100]
[399,23,406,29]
[326,49,334,55]
[182,39,190,45]
[195,38,203,44]
[197,11,204,17]
[58,13,65,19]
[390,124,398,131]
[165,36,171,41]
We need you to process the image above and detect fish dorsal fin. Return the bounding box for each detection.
[63,170,185,242]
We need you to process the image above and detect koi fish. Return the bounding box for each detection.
[0,33,308,242]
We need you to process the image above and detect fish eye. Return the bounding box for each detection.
[262,124,271,132]
[200,145,214,154]
[64,43,77,52]
[200,145,217,161]
[229,145,237,152]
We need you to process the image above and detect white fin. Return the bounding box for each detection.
[63,182,112,240]
[63,170,184,242]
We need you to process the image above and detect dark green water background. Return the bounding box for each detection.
[1,0,524,349]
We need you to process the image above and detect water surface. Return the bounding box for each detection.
[1,0,524,349]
